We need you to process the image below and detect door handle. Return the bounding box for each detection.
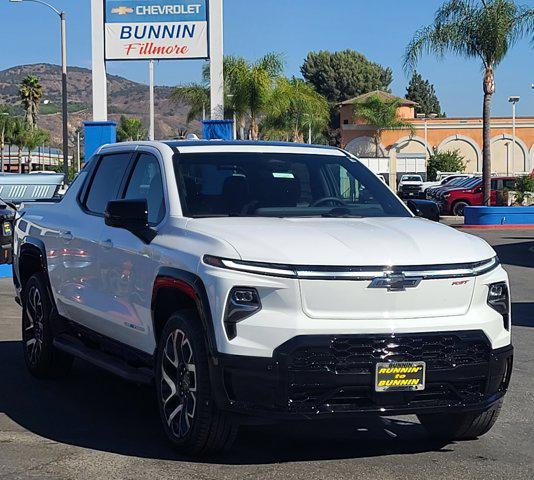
[59,231,73,242]
[100,239,113,249]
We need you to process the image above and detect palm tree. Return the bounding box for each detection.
[353,94,415,157]
[404,0,534,205]
[262,77,329,143]
[172,53,284,139]
[171,83,210,122]
[19,75,43,128]
[116,115,147,142]
[225,53,284,140]
[11,119,49,173]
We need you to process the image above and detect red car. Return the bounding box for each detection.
[441,177,517,216]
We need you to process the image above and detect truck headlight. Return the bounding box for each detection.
[224,287,261,339]
[487,282,510,330]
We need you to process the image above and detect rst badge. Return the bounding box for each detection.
[368,273,422,291]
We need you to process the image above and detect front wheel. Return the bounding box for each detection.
[452,200,468,216]
[155,311,237,455]
[417,400,502,440]
[22,273,73,378]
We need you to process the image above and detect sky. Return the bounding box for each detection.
[0,0,532,117]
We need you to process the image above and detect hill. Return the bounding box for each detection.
[0,63,201,145]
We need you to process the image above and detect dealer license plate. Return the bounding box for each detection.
[2,222,11,237]
[375,361,426,392]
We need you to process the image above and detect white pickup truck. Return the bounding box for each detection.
[12,141,512,455]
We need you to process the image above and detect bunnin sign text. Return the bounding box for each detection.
[104,0,209,61]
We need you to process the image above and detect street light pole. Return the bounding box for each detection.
[60,11,69,181]
[508,96,519,174]
[417,112,437,167]
[148,60,155,141]
[10,0,69,181]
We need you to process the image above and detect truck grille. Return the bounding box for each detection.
[401,185,421,193]
[281,332,492,413]
[288,333,491,374]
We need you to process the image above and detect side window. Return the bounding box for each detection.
[124,153,165,224]
[84,152,132,214]
[504,179,516,190]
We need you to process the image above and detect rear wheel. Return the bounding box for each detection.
[22,273,73,378]
[156,311,237,455]
[418,400,502,440]
[452,200,469,216]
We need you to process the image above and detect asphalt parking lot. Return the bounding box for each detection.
[0,228,532,480]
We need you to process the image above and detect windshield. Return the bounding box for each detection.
[402,175,421,182]
[458,178,481,189]
[174,152,410,218]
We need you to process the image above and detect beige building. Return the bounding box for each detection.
[340,91,534,178]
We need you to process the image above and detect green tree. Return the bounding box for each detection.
[11,118,49,173]
[301,50,393,147]
[404,0,534,206]
[116,115,147,142]
[427,149,466,180]
[301,50,393,103]
[512,174,534,205]
[262,77,329,143]
[405,71,443,116]
[19,75,43,128]
[353,94,415,158]
[0,106,14,172]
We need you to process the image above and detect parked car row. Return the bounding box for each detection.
[426,175,517,216]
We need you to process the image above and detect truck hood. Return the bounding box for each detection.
[187,216,495,266]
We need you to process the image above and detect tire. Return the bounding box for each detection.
[22,273,73,378]
[452,200,468,216]
[418,399,503,440]
[155,311,238,455]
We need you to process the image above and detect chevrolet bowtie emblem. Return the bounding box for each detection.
[111,6,134,15]
[368,274,422,291]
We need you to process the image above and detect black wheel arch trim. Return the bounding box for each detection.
[152,267,218,357]
[17,237,48,289]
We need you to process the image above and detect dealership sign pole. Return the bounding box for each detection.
[87,0,223,157]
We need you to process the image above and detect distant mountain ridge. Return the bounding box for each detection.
[0,63,200,145]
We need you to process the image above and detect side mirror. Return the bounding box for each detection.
[104,199,156,243]
[474,186,482,194]
[407,199,440,222]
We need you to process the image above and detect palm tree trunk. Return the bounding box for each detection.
[17,150,22,173]
[250,117,259,141]
[375,134,380,158]
[239,118,245,140]
[482,67,495,207]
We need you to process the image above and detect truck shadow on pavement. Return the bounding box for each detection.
[0,340,453,464]
[512,303,534,328]
[492,240,534,269]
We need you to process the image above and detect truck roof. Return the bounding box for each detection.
[164,140,346,156]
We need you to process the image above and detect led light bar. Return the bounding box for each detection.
[203,255,500,280]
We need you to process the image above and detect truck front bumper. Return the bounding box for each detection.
[211,330,513,419]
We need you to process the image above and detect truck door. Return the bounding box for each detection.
[56,151,133,329]
[95,150,166,352]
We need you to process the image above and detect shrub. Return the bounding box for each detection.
[427,149,466,181]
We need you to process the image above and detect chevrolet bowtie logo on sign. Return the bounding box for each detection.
[368,273,422,291]
[104,0,209,61]
[111,6,134,15]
